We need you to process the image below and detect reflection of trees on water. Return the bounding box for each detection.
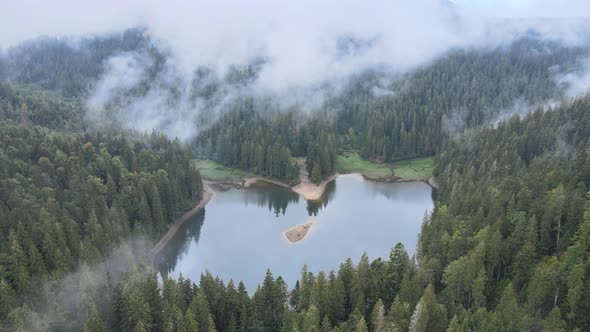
[156,209,206,276]
[306,180,336,216]
[366,181,414,201]
[364,181,433,203]
[241,180,337,217]
[156,179,338,276]
[242,183,300,217]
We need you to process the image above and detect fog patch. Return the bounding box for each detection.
[14,237,153,330]
[558,57,590,97]
[87,52,152,111]
[490,100,535,126]
[2,0,590,141]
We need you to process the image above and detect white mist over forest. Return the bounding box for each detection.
[2,0,589,139]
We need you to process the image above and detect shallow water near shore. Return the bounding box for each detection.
[155,174,433,292]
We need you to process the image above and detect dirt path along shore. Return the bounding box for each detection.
[150,186,214,266]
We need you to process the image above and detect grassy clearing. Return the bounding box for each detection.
[391,156,434,180]
[336,152,395,178]
[336,152,434,180]
[193,159,253,182]
[195,153,434,183]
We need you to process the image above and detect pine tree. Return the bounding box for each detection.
[184,309,199,332]
[311,162,322,184]
[144,273,163,330]
[120,281,152,332]
[387,244,409,303]
[408,302,424,332]
[527,257,561,315]
[541,306,566,332]
[311,271,329,320]
[0,280,15,319]
[151,185,165,235]
[298,265,313,311]
[304,305,321,332]
[329,271,346,323]
[385,296,410,332]
[189,290,217,332]
[445,315,461,332]
[83,306,107,332]
[495,283,522,332]
[8,231,30,293]
[370,299,385,332]
[291,281,301,309]
[355,316,369,332]
[471,267,486,309]
[409,284,447,332]
[321,316,332,332]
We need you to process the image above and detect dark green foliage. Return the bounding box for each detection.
[311,161,322,184]
[194,38,588,183]
[0,81,85,130]
[0,119,204,330]
[419,96,590,330]
[334,38,587,162]
[195,105,336,182]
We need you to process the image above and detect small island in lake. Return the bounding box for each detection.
[284,222,313,243]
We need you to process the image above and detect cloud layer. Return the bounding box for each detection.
[2,0,590,139]
[2,0,590,91]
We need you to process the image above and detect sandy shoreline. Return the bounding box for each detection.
[284,222,313,243]
[242,174,338,201]
[291,175,338,200]
[425,176,439,190]
[241,172,434,199]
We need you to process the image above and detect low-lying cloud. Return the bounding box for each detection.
[2,0,590,91]
[558,57,590,97]
[1,0,590,140]
[16,238,152,330]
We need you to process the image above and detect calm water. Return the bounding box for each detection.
[155,174,433,291]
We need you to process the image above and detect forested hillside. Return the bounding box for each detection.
[0,28,155,98]
[193,38,589,180]
[0,82,86,131]
[0,84,204,331]
[2,32,587,182]
[333,39,587,162]
[421,96,590,330]
[1,24,590,331]
[80,95,590,332]
[4,85,589,332]
[194,106,337,183]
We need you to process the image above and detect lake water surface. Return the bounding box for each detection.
[155,174,433,291]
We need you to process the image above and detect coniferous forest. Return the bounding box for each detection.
[1,13,590,332]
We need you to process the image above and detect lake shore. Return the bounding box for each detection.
[160,174,432,291]
[361,173,439,190]
[150,185,215,266]
[196,155,436,198]
[291,175,338,200]
[240,174,337,201]
[241,172,435,200]
[243,176,293,190]
[152,158,436,266]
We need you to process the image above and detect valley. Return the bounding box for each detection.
[1,7,589,330]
